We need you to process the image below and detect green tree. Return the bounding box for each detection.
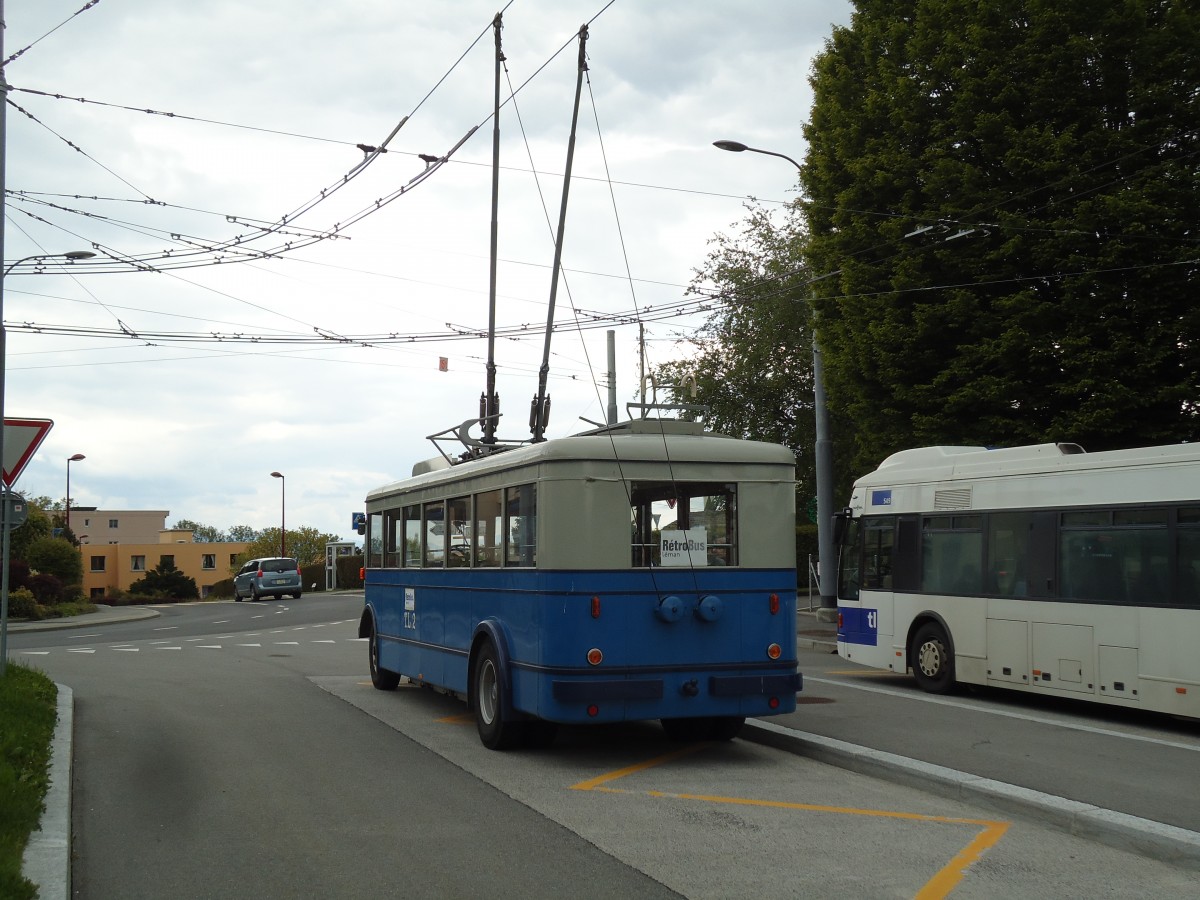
[800,0,1200,473]
[129,561,199,600]
[236,527,339,568]
[226,524,261,543]
[654,201,815,497]
[9,498,54,563]
[171,519,227,542]
[23,536,82,585]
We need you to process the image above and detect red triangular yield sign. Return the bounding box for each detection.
[3,418,54,487]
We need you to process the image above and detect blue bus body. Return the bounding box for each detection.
[360,420,802,746]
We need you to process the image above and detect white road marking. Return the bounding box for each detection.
[274,641,300,646]
[68,649,95,654]
[153,626,178,631]
[197,645,222,649]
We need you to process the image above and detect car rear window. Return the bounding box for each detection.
[261,559,298,572]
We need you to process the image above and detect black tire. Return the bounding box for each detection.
[251,587,261,602]
[660,717,715,742]
[709,716,745,742]
[911,621,956,694]
[368,619,400,691]
[472,641,523,750]
[292,592,302,600]
[233,587,242,601]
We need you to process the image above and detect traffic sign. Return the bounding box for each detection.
[3,417,54,487]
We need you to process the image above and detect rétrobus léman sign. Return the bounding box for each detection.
[660,528,707,567]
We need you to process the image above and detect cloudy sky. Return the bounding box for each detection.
[3,0,851,545]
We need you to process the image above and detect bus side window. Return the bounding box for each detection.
[366,513,384,568]
[505,484,536,567]
[1179,507,1200,607]
[863,519,895,590]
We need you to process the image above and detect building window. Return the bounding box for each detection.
[83,518,90,527]
[90,556,106,572]
[109,519,119,528]
[229,554,238,567]
[131,555,145,572]
[202,554,216,570]
[160,554,174,569]
[90,587,105,600]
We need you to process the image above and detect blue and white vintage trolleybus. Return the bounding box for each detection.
[835,441,1200,719]
[359,419,803,749]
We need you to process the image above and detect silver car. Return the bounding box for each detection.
[233,557,302,601]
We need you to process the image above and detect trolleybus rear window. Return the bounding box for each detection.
[630,482,736,567]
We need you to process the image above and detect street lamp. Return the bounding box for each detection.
[0,249,97,677]
[270,472,285,558]
[714,139,837,617]
[66,453,85,544]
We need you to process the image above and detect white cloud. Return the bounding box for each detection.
[4,0,851,541]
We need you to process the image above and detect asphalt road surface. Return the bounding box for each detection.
[11,595,1200,898]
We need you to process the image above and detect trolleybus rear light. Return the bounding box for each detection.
[591,596,601,619]
[587,648,603,666]
[769,593,780,615]
[587,704,600,717]
[1177,687,1188,695]
[768,696,780,710]
[767,643,782,660]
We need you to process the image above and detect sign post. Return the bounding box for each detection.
[1,417,54,676]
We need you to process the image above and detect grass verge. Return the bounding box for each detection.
[0,663,58,900]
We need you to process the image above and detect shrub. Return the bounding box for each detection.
[335,554,364,590]
[300,562,323,592]
[7,560,30,592]
[129,561,198,601]
[23,536,82,584]
[207,578,234,599]
[27,573,64,606]
[6,587,39,620]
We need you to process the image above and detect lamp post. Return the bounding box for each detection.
[66,453,85,544]
[0,248,96,677]
[270,472,285,558]
[714,139,836,617]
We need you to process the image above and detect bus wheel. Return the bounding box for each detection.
[660,717,714,742]
[911,622,955,694]
[368,619,400,691]
[710,716,745,741]
[473,642,523,750]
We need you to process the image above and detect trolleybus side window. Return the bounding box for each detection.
[629,482,737,567]
[505,484,536,567]
[366,512,383,568]
[863,518,895,589]
[403,504,421,568]
[383,508,402,568]
[424,501,445,568]
[1059,508,1168,604]
[922,515,983,595]
[447,496,470,567]
[1179,507,1200,607]
[475,489,503,568]
[986,511,1033,598]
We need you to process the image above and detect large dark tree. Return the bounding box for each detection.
[801,0,1200,473]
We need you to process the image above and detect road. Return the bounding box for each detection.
[10,595,1200,898]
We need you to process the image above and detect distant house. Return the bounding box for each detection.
[73,510,247,600]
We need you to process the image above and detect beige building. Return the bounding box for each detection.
[79,523,248,600]
[71,508,171,545]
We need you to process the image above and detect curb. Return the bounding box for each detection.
[743,718,1200,872]
[7,605,160,633]
[22,683,72,900]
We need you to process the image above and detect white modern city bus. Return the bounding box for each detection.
[834,441,1200,718]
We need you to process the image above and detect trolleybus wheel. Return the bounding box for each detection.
[473,641,523,750]
[368,618,400,691]
[911,621,955,694]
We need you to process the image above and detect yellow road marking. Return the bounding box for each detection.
[437,712,474,724]
[573,745,1010,899]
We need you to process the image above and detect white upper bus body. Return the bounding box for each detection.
[838,441,1200,719]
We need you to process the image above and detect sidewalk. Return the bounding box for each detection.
[7,603,160,633]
